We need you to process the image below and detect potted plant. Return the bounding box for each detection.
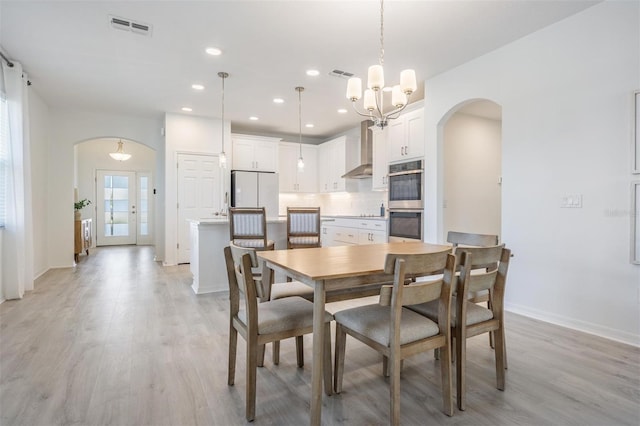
[74,198,91,220]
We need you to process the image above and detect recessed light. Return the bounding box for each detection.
[191,84,205,90]
[181,107,193,112]
[337,108,348,114]
[306,69,320,77]
[249,116,259,121]
[205,47,222,56]
[273,98,284,104]
[305,123,314,128]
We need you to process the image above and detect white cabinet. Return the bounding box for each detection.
[318,136,346,193]
[388,106,425,162]
[232,134,280,172]
[358,229,387,245]
[322,218,387,247]
[278,142,317,192]
[372,127,388,190]
[321,223,336,247]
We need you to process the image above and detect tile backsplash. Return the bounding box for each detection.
[279,181,387,217]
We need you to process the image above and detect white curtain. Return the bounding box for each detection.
[1,61,34,299]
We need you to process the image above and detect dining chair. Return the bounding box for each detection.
[229,207,275,250]
[333,250,459,425]
[286,206,321,249]
[446,231,505,360]
[224,245,333,421]
[408,245,511,411]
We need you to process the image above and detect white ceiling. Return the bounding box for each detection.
[0,0,598,141]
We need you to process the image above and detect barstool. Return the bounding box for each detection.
[229,207,275,250]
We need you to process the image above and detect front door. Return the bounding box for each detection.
[96,170,137,245]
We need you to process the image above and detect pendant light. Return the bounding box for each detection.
[296,86,305,171]
[345,0,417,128]
[218,71,229,168]
[109,140,131,161]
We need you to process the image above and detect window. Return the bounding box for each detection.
[0,90,7,227]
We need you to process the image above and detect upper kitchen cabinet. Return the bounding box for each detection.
[278,142,318,192]
[231,134,280,172]
[318,136,347,193]
[387,104,425,163]
[371,127,388,190]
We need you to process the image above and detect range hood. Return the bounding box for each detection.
[342,120,374,179]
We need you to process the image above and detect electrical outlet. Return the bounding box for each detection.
[561,194,582,208]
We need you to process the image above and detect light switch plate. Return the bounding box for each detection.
[561,194,583,208]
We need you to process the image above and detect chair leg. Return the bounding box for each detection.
[494,327,506,391]
[389,353,402,426]
[228,325,237,386]
[439,341,454,416]
[295,336,304,367]
[383,356,390,377]
[272,341,280,365]
[456,327,467,411]
[257,344,266,367]
[246,337,258,422]
[334,324,347,394]
[323,326,333,396]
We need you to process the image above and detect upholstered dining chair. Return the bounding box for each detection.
[408,245,511,411]
[224,245,333,421]
[333,250,460,425]
[229,207,275,250]
[286,207,321,249]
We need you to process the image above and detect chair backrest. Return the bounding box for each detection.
[287,207,321,248]
[456,246,511,319]
[447,231,499,248]
[229,207,268,248]
[380,251,461,345]
[224,245,260,327]
[227,242,270,299]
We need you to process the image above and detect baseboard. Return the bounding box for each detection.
[505,302,640,348]
[191,280,226,295]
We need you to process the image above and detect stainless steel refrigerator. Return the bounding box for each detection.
[230,170,279,218]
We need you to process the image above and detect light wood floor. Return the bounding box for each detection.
[1,246,638,425]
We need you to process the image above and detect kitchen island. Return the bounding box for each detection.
[189,217,287,294]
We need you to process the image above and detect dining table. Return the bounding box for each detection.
[257,241,451,425]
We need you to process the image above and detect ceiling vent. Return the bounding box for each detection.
[110,15,152,36]
[329,69,355,79]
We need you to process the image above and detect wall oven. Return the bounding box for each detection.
[388,209,423,242]
[388,159,423,209]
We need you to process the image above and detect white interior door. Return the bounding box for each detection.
[96,170,137,245]
[177,153,221,264]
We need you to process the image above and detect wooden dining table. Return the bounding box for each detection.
[257,242,451,425]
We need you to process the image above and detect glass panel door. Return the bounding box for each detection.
[136,172,153,245]
[96,170,136,245]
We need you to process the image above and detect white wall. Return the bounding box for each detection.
[443,112,501,239]
[28,88,49,278]
[423,1,640,345]
[48,109,164,267]
[76,138,157,246]
[164,113,228,266]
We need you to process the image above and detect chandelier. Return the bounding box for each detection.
[109,140,131,161]
[296,86,305,171]
[345,0,416,129]
[218,71,229,168]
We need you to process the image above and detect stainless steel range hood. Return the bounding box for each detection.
[342,120,374,179]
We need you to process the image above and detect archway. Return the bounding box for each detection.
[74,137,156,253]
[439,99,502,241]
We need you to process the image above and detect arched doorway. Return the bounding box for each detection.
[441,99,502,240]
[74,137,156,248]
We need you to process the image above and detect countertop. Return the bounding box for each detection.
[190,217,286,225]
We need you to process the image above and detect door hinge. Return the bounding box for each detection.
[177,202,179,209]
[177,243,179,249]
[177,162,179,169]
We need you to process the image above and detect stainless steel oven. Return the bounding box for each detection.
[388,209,423,242]
[388,159,423,209]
